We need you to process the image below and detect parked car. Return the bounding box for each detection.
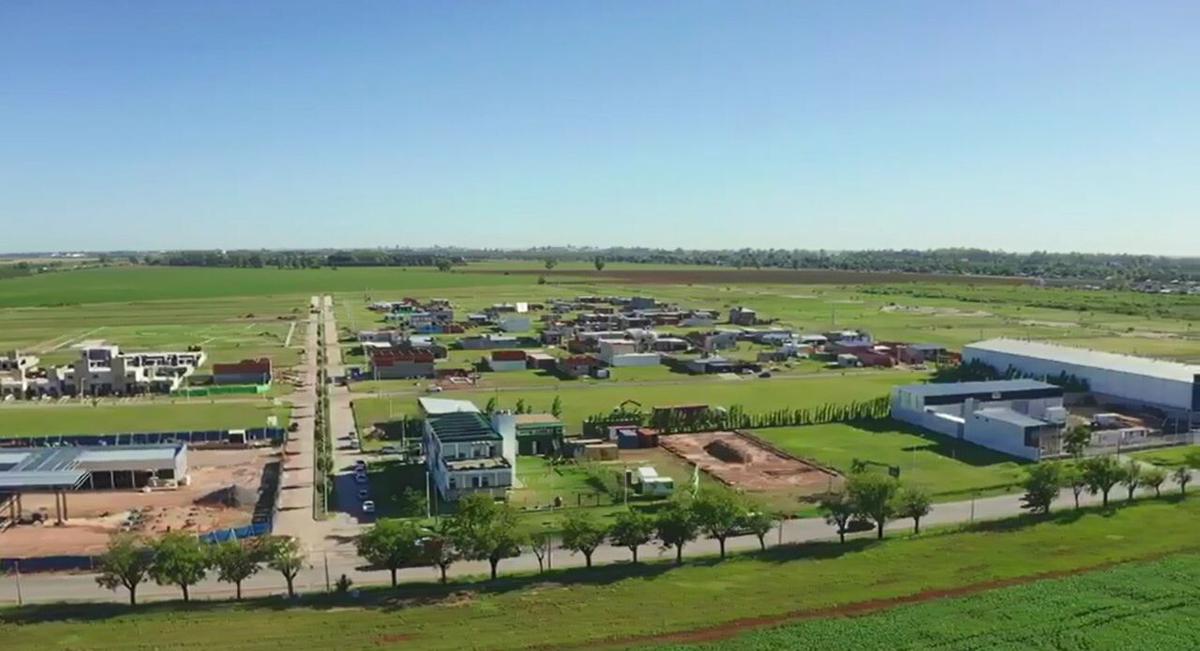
[354,472,368,484]
[361,500,376,514]
[287,422,300,432]
[357,488,369,500]
[380,445,402,455]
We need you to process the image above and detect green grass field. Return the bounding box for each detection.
[1130,445,1200,469]
[0,402,290,436]
[352,371,925,435]
[653,552,1200,650]
[4,497,1200,650]
[0,266,539,307]
[753,421,1029,498]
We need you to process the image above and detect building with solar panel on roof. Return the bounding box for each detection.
[0,444,188,525]
[418,397,516,502]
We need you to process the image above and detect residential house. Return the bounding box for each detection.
[487,350,528,372]
[558,355,603,379]
[370,350,436,379]
[729,307,758,326]
[513,414,566,455]
[459,334,519,350]
[212,358,272,385]
[687,330,739,353]
[498,316,532,333]
[422,408,516,501]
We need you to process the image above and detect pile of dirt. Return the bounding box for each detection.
[704,439,751,464]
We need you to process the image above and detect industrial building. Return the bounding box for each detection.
[0,444,190,524]
[964,339,1200,424]
[891,380,1067,460]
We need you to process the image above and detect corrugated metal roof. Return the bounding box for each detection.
[418,397,481,415]
[975,407,1050,428]
[966,338,1200,383]
[899,379,1057,398]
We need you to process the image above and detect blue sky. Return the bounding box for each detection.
[2,1,1198,254]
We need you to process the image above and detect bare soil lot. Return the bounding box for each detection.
[659,431,840,495]
[1,447,277,558]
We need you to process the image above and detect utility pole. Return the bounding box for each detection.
[324,552,331,592]
[14,561,22,607]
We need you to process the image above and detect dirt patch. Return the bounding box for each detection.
[880,305,993,318]
[1118,330,1181,340]
[1,447,277,557]
[1018,319,1078,328]
[659,431,838,493]
[578,549,1199,650]
[475,268,1029,286]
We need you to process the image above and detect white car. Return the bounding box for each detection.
[361,500,376,514]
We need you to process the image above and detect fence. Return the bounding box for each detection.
[1082,431,1198,457]
[0,428,287,449]
[172,384,270,398]
[198,521,273,545]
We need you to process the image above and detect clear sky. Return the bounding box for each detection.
[2,1,1198,254]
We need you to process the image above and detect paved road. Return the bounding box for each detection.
[1,474,1184,605]
[272,297,324,548]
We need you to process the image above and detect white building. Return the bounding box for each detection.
[498,316,531,332]
[964,339,1200,419]
[420,402,516,502]
[891,380,1067,460]
[0,345,204,399]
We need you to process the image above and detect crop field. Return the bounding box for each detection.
[351,370,924,434]
[0,265,538,307]
[4,498,1200,650]
[753,422,1029,498]
[0,402,290,437]
[652,553,1200,650]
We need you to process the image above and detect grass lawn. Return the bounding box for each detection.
[1130,444,1200,469]
[0,402,291,436]
[353,370,926,435]
[654,553,1200,650]
[754,421,1029,499]
[6,498,1200,650]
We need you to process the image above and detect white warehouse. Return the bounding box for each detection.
[891,379,1067,460]
[963,339,1200,422]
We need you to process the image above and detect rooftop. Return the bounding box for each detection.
[514,414,562,425]
[0,444,184,491]
[418,397,481,416]
[899,379,1060,398]
[967,338,1200,383]
[975,407,1051,429]
[428,411,501,442]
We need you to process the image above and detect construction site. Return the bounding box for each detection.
[659,430,842,495]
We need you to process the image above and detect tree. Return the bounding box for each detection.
[1061,464,1087,509]
[435,259,452,272]
[394,487,425,518]
[818,491,857,543]
[1020,463,1062,515]
[210,540,262,601]
[1143,467,1167,498]
[1175,466,1192,495]
[896,487,933,533]
[356,519,423,587]
[741,510,776,551]
[515,398,528,415]
[484,396,498,414]
[544,258,558,271]
[691,490,743,559]
[1122,460,1143,502]
[655,500,699,565]
[848,474,898,540]
[263,536,307,598]
[95,534,154,606]
[149,531,210,603]
[422,524,458,583]
[1081,456,1123,507]
[609,509,654,563]
[1062,426,1092,458]
[593,257,606,272]
[560,511,608,568]
[550,395,563,419]
[528,531,552,573]
[448,494,524,580]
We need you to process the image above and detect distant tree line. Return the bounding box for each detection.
[82,246,1200,282]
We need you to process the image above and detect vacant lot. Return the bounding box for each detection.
[0,402,290,437]
[753,421,1028,498]
[4,498,1200,650]
[660,431,839,494]
[353,371,925,435]
[1131,445,1200,469]
[652,553,1200,650]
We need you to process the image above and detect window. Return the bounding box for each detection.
[449,477,456,489]
[471,476,481,488]
[481,475,490,487]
